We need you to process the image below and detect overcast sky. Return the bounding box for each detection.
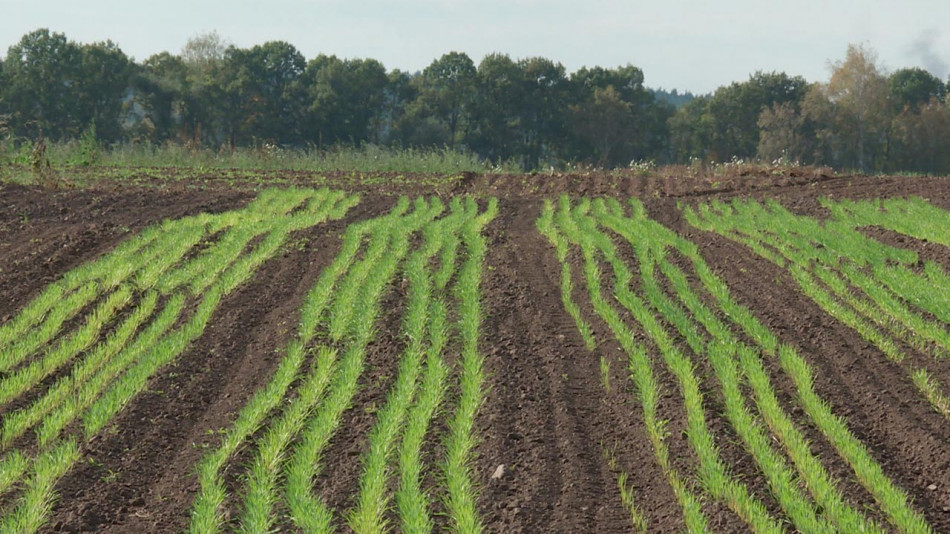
[3,0,948,94]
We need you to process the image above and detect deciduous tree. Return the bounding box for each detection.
[3,29,83,140]
[225,41,306,145]
[77,40,135,142]
[803,44,890,172]
[303,55,388,147]
[136,52,189,142]
[888,67,946,112]
[469,53,524,163]
[413,52,477,149]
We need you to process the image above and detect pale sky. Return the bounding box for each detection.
[3,0,948,94]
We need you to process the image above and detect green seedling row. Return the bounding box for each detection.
[596,199,883,533]
[686,197,935,533]
[540,197,707,533]
[187,195,497,534]
[687,197,950,424]
[0,187,359,533]
[541,195,932,533]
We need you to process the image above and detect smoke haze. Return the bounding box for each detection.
[909,29,949,79]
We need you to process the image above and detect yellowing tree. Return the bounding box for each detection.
[803,44,890,172]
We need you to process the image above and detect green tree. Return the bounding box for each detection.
[303,55,388,147]
[0,56,7,116]
[756,100,815,163]
[181,31,228,75]
[670,71,807,163]
[225,41,306,145]
[570,85,636,166]
[413,52,477,149]
[518,56,571,169]
[890,99,950,174]
[571,65,651,105]
[668,95,712,162]
[378,69,419,146]
[2,29,83,140]
[569,64,671,165]
[76,40,135,142]
[888,67,946,112]
[180,31,229,146]
[469,53,525,163]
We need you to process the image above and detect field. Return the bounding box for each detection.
[2,168,950,533]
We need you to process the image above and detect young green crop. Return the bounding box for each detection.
[542,195,934,533]
[0,440,80,534]
[686,197,934,533]
[37,293,185,447]
[0,187,359,533]
[570,204,780,533]
[592,198,884,533]
[541,197,707,533]
[686,197,950,420]
[441,197,497,534]
[348,202,471,534]
[186,195,497,534]
[0,286,133,408]
[1,291,158,448]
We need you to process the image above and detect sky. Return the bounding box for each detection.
[2,0,949,94]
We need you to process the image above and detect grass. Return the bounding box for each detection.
[1,291,158,448]
[440,198,497,534]
[0,440,81,534]
[1,142,523,186]
[602,444,648,533]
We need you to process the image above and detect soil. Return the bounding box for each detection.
[2,168,950,532]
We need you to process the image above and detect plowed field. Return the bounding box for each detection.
[2,169,950,533]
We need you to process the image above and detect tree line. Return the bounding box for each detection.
[1,29,949,174]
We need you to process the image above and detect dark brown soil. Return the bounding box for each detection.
[1,168,950,532]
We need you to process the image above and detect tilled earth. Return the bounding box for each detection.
[2,168,950,532]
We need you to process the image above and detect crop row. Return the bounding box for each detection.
[188,195,498,533]
[539,196,931,533]
[686,197,950,421]
[0,188,359,533]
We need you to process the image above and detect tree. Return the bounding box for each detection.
[518,56,571,169]
[571,85,636,166]
[571,65,650,105]
[303,55,388,147]
[0,56,6,115]
[803,44,890,172]
[225,41,306,145]
[413,52,477,149]
[179,31,230,146]
[2,29,84,140]
[669,71,807,163]
[890,99,950,174]
[888,67,946,112]
[469,53,525,162]
[668,96,712,162]
[76,40,135,142]
[135,52,189,142]
[376,69,417,146]
[757,101,811,163]
[181,31,228,74]
[569,64,671,165]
